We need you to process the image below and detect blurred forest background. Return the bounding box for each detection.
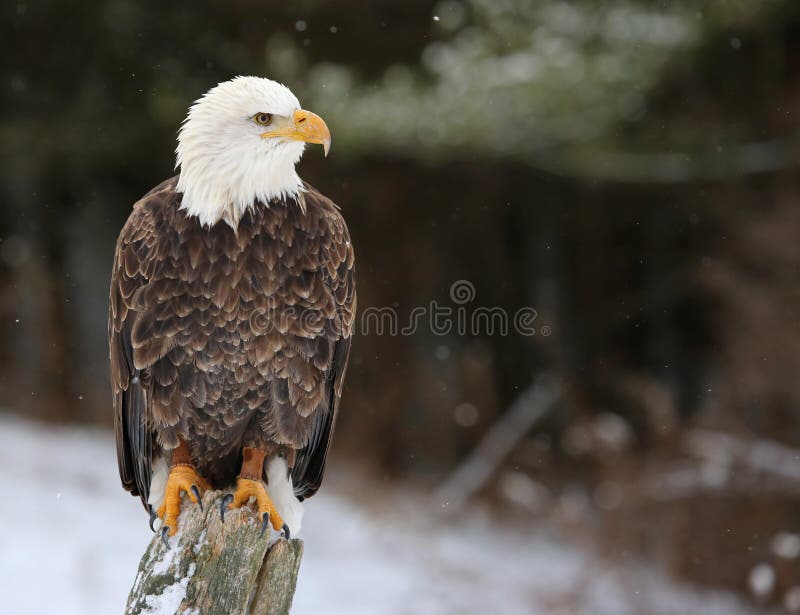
[3,0,800,610]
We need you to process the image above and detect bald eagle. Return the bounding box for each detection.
[109,77,356,543]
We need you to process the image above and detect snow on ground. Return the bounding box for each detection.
[0,415,770,615]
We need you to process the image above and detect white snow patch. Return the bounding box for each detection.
[771,532,800,559]
[785,586,800,612]
[748,563,775,598]
[151,537,182,577]
[193,529,207,556]
[0,414,776,615]
[141,563,195,615]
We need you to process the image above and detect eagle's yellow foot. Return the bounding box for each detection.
[156,463,210,544]
[220,477,288,539]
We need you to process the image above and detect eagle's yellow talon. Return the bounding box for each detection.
[157,464,208,536]
[223,477,284,534]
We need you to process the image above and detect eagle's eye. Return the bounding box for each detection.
[253,112,273,126]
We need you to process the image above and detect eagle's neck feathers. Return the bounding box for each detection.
[176,142,305,229]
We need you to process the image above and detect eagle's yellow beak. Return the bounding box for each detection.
[260,109,331,156]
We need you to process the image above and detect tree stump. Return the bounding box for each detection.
[126,490,303,615]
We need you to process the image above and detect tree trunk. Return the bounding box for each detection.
[126,490,303,615]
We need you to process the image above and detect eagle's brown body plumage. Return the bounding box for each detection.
[109,176,355,510]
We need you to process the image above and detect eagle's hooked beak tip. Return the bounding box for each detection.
[295,109,331,157]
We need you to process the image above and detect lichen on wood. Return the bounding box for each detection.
[126,490,303,615]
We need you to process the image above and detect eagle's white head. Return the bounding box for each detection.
[175,76,331,228]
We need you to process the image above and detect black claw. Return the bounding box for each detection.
[220,493,234,522]
[191,485,203,511]
[148,505,157,533]
[259,512,270,538]
[282,523,290,540]
[160,526,170,548]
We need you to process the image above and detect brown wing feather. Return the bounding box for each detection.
[291,185,356,500]
[109,178,178,509]
[292,337,352,500]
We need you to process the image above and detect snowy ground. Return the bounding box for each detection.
[0,415,770,615]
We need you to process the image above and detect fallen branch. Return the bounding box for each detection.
[637,429,800,502]
[684,428,800,482]
[126,490,303,615]
[434,374,560,512]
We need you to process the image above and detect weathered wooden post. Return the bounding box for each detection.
[126,490,303,615]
